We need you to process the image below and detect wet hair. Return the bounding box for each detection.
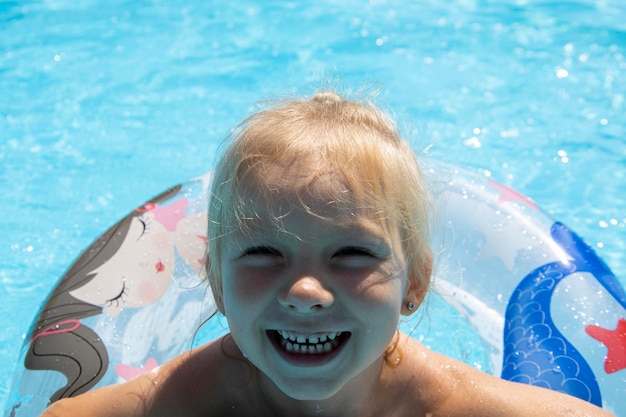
[206,91,432,313]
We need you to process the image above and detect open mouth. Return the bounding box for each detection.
[268,330,351,356]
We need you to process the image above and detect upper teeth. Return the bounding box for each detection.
[275,330,344,354]
[277,330,342,344]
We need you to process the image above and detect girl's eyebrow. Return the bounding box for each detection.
[344,219,392,240]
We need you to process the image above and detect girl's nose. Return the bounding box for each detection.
[279,276,334,312]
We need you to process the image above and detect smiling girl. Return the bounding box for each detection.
[41,91,614,416]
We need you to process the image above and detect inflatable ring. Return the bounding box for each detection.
[5,160,626,416]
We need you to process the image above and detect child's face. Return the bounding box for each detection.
[219,175,409,401]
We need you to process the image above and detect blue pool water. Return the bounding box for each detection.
[1,0,624,409]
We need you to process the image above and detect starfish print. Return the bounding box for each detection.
[585,318,626,374]
[487,180,539,211]
[151,198,188,232]
[115,357,159,381]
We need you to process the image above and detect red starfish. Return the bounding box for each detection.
[585,318,626,374]
[115,357,159,381]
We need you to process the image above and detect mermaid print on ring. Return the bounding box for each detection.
[69,193,205,317]
[24,183,208,403]
[501,222,626,408]
[429,164,625,415]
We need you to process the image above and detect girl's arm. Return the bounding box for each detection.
[40,372,162,417]
[428,354,616,417]
[39,342,220,417]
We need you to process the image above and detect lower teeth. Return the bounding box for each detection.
[277,333,341,355]
[282,340,334,354]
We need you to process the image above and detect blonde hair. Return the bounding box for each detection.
[207,91,432,313]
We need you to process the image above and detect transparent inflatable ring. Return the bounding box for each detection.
[5,160,625,417]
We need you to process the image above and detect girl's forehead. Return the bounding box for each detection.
[233,178,398,241]
[232,202,395,250]
[230,161,402,235]
[243,168,350,206]
[238,190,359,228]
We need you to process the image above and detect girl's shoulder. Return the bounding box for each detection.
[396,333,614,417]
[393,334,466,406]
[41,335,252,417]
[151,334,255,416]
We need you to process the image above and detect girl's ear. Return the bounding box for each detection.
[401,251,433,316]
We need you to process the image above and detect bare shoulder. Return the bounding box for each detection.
[396,333,615,417]
[152,334,255,415]
[41,335,251,417]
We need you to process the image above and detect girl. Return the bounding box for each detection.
[41,91,614,416]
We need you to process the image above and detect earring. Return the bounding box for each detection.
[407,302,415,311]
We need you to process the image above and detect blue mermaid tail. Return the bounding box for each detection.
[502,222,626,407]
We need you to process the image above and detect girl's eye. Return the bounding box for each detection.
[237,246,284,268]
[333,246,378,258]
[331,246,385,269]
[240,246,282,257]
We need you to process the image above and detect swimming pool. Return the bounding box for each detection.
[1,0,624,410]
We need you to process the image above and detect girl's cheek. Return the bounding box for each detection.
[229,282,263,304]
[224,276,271,307]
